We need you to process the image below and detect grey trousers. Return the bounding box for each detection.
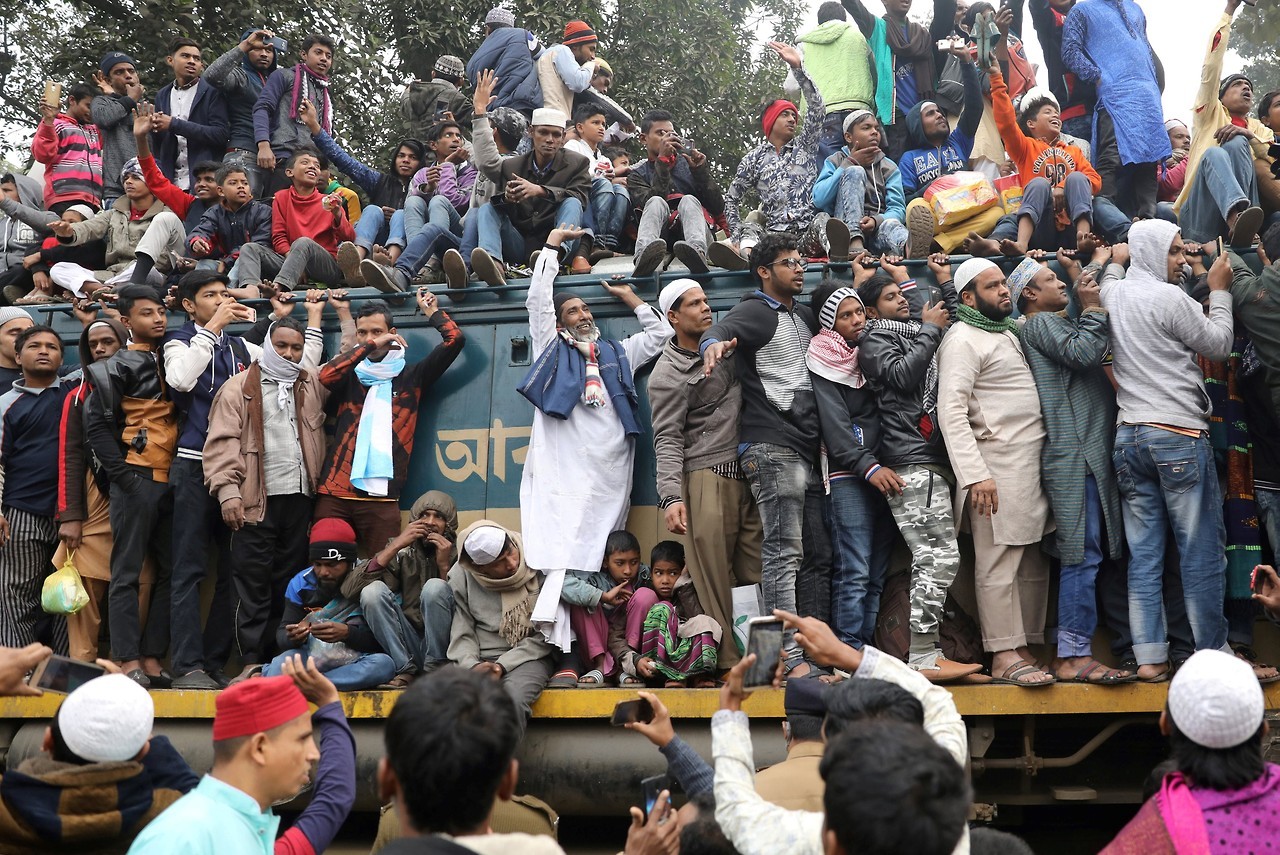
[634,195,711,258]
[276,237,345,289]
[496,656,555,735]
[235,242,287,286]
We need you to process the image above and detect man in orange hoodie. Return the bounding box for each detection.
[234,145,355,294]
[968,58,1102,257]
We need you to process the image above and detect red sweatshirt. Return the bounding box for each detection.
[139,153,194,220]
[270,188,355,256]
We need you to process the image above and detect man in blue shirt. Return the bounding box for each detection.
[0,324,72,651]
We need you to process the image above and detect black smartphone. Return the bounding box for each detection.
[641,774,670,820]
[270,36,288,54]
[743,617,785,688]
[435,99,449,117]
[610,698,654,727]
[28,655,106,694]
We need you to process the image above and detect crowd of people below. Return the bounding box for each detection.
[0,0,1279,849]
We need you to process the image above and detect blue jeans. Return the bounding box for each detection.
[1113,425,1229,665]
[1179,135,1257,243]
[825,476,896,648]
[990,173,1093,250]
[459,214,481,268]
[359,578,455,672]
[354,206,407,253]
[819,111,852,162]
[1057,475,1103,657]
[264,647,396,691]
[589,176,630,249]
[740,442,812,661]
[405,194,463,242]
[475,197,584,264]
[832,165,909,255]
[395,223,460,278]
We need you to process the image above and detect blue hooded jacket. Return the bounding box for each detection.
[466,26,543,115]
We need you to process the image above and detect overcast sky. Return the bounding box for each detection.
[802,0,1246,126]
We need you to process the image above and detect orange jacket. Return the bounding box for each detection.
[990,70,1101,195]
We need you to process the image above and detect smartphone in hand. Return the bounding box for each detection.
[743,616,785,688]
[610,698,654,726]
[29,655,105,694]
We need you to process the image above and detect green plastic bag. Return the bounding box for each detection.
[42,551,89,615]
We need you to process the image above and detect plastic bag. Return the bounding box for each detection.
[42,552,89,615]
[995,174,1023,214]
[307,622,361,672]
[924,171,999,227]
[730,584,763,655]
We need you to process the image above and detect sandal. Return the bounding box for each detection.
[1060,660,1137,685]
[14,292,56,305]
[377,673,415,690]
[1136,664,1172,683]
[618,673,645,687]
[549,669,579,689]
[1234,649,1280,684]
[992,659,1056,687]
[577,669,607,687]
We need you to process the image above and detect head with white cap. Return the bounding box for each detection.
[1164,118,1190,153]
[1018,87,1061,143]
[0,307,34,370]
[529,108,568,164]
[1163,649,1268,790]
[811,278,866,341]
[463,524,520,579]
[1007,256,1067,315]
[842,109,880,153]
[956,258,1012,320]
[45,673,155,765]
[659,279,710,347]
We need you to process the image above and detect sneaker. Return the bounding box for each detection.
[171,669,221,690]
[442,249,469,289]
[672,240,710,274]
[632,240,668,277]
[707,241,749,271]
[906,205,935,259]
[360,258,408,293]
[336,241,364,285]
[570,255,593,274]
[471,247,507,286]
[825,217,852,262]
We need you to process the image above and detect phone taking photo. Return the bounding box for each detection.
[641,774,671,820]
[28,655,106,694]
[610,698,654,727]
[743,616,785,688]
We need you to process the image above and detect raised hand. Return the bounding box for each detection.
[766,41,803,69]
[473,69,498,116]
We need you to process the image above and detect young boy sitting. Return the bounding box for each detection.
[186,164,271,295]
[564,103,630,267]
[967,57,1102,257]
[814,109,908,262]
[235,146,355,294]
[560,530,649,686]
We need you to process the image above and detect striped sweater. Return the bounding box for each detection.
[32,116,103,208]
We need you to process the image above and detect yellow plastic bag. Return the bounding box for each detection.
[42,551,89,615]
[924,171,999,227]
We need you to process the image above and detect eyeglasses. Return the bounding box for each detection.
[768,258,806,270]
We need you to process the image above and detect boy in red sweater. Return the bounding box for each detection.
[235,147,354,293]
[968,58,1102,257]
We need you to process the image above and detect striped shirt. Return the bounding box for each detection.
[32,116,103,208]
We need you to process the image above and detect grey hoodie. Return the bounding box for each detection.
[0,175,47,271]
[1100,219,1233,431]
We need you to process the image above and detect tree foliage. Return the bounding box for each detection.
[1224,6,1280,98]
[0,0,803,185]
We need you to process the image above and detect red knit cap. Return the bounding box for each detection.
[213,676,309,741]
[563,20,597,46]
[762,99,799,136]
[310,517,358,561]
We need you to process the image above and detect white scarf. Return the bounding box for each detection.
[259,325,302,411]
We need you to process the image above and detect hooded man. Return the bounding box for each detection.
[203,308,346,683]
[0,176,47,305]
[1172,0,1270,246]
[263,518,396,691]
[205,28,282,198]
[465,7,544,116]
[784,2,876,161]
[517,226,669,631]
[449,521,556,730]
[0,673,198,851]
[1100,220,1236,683]
[342,490,460,685]
[936,257,1054,687]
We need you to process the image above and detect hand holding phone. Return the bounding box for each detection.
[28,654,105,694]
[743,617,785,688]
[641,774,672,820]
[610,698,655,726]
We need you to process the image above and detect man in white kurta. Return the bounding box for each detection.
[519,229,670,583]
[937,258,1054,687]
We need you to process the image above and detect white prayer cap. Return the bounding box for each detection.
[954,257,1000,292]
[465,525,508,565]
[1016,85,1058,113]
[658,279,700,318]
[530,108,568,129]
[1168,649,1264,749]
[1006,257,1042,308]
[59,673,154,762]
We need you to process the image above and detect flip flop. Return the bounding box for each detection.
[1062,660,1138,685]
[619,673,645,687]
[992,659,1056,687]
[577,669,607,688]
[549,669,579,689]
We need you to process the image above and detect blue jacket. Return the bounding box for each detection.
[519,336,641,436]
[898,60,983,199]
[0,379,71,516]
[466,27,543,115]
[152,79,230,192]
[813,147,906,224]
[163,322,252,453]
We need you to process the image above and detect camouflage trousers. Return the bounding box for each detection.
[885,464,962,642]
[738,213,830,258]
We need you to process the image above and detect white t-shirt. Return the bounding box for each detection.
[169,82,199,188]
[563,139,611,178]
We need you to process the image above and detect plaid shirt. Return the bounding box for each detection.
[317,312,464,500]
[724,65,825,242]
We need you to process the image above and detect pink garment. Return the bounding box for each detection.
[625,587,659,648]
[567,584,659,676]
[1190,762,1280,854]
[1156,772,1211,855]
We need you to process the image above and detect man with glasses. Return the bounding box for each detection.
[700,234,823,678]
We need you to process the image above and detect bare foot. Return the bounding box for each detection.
[964,232,1002,257]
[1076,233,1098,259]
[999,238,1028,257]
